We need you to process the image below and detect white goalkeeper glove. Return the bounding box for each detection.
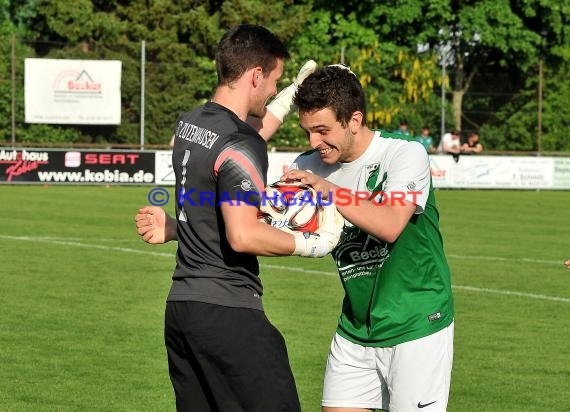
[267,60,318,123]
[292,201,344,258]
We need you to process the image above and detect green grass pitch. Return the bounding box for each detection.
[0,185,569,411]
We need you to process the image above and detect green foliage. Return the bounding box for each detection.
[15,124,84,143]
[269,112,310,150]
[480,61,570,151]
[1,0,570,151]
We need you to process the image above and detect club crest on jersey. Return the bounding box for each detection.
[365,163,380,191]
[366,167,388,195]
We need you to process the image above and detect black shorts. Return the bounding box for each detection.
[164,301,301,412]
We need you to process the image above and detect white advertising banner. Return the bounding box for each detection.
[155,150,175,186]
[154,152,569,190]
[155,151,302,187]
[266,151,302,183]
[25,58,122,125]
[429,155,556,189]
[553,157,570,189]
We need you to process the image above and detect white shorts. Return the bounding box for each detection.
[322,322,454,411]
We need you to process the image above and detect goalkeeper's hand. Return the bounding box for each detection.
[135,206,178,244]
[292,202,344,258]
[267,60,318,123]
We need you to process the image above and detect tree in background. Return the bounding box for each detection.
[1,0,570,152]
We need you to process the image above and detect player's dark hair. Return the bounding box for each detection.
[215,24,289,85]
[294,65,367,127]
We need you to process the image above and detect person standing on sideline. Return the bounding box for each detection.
[283,65,454,412]
[139,25,339,412]
[414,125,437,154]
[392,119,411,137]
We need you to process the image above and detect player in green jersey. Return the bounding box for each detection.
[283,65,454,411]
[415,125,437,154]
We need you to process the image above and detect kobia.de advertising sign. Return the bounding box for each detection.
[25,58,122,125]
[0,149,154,184]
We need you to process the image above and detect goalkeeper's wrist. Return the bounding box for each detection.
[292,232,330,258]
[266,83,296,123]
[165,214,178,242]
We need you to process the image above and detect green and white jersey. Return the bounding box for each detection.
[292,130,454,347]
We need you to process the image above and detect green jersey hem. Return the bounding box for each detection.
[336,315,454,348]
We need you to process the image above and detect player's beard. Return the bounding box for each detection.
[250,94,268,119]
[253,103,267,119]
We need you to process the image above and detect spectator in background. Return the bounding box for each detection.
[462,131,484,154]
[392,119,411,137]
[437,129,462,162]
[414,125,436,154]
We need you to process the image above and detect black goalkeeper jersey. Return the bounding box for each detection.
[167,102,268,310]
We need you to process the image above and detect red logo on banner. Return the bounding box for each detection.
[5,160,41,181]
[85,153,139,165]
[0,151,49,182]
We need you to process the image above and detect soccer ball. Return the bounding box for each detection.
[258,181,323,233]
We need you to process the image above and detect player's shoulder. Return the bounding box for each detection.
[375,131,428,164]
[376,130,424,150]
[298,148,318,158]
[202,106,265,149]
[378,129,412,141]
[294,148,320,168]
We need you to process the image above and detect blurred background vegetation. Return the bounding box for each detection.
[1,0,569,152]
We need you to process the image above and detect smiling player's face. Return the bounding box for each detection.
[299,108,357,164]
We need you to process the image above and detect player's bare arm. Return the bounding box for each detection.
[283,169,416,244]
[135,206,177,244]
[220,201,296,256]
[222,189,341,258]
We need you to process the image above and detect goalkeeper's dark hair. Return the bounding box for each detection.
[294,65,367,127]
[216,24,289,85]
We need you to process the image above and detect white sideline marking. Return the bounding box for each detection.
[27,235,139,243]
[0,234,173,258]
[1,234,568,304]
[447,254,561,266]
[260,264,570,303]
[451,285,570,303]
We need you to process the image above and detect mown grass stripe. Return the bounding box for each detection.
[2,234,568,303]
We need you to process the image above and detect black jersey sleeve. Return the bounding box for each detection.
[213,139,267,207]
